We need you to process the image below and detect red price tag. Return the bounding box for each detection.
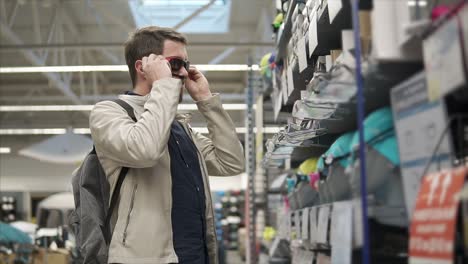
[409,166,467,264]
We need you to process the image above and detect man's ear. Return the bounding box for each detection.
[135,60,145,80]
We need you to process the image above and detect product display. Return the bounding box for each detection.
[1,1,468,263]
[1,196,17,223]
[259,0,468,263]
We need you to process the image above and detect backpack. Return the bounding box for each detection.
[69,99,136,264]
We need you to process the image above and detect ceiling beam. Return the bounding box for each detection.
[0,93,246,103]
[91,0,134,32]
[0,81,245,92]
[208,46,237,65]
[0,41,274,51]
[174,0,216,30]
[7,0,19,27]
[0,21,81,104]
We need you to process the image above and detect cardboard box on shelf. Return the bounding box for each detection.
[359,11,372,56]
[33,248,69,264]
[330,50,342,63]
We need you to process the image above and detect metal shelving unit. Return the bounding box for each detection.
[262,1,468,264]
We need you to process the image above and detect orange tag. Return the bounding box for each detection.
[409,166,467,264]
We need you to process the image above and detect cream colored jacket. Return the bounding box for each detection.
[89,78,245,264]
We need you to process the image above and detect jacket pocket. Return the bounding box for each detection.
[122,183,137,246]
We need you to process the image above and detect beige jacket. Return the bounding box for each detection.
[89,78,245,264]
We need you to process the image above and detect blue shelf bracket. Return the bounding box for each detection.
[350,0,371,264]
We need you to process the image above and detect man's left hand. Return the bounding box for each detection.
[185,66,212,101]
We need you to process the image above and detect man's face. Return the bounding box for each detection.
[162,40,189,102]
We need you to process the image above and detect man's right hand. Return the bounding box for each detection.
[142,54,172,83]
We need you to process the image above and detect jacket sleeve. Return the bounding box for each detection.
[89,78,181,168]
[192,94,245,176]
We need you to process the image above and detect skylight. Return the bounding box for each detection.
[128,0,231,33]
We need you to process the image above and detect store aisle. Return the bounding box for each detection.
[226,250,245,264]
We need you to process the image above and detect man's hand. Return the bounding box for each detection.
[142,54,172,83]
[185,66,212,101]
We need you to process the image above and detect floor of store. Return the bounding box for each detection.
[226,250,245,264]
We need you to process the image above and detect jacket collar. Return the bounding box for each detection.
[117,93,191,123]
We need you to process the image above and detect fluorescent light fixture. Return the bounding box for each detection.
[142,0,224,6]
[0,64,261,73]
[407,1,427,7]
[0,105,94,111]
[0,147,11,154]
[0,127,281,135]
[0,128,67,135]
[234,127,281,134]
[0,104,252,112]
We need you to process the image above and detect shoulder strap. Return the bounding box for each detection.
[103,99,136,243]
[111,99,137,122]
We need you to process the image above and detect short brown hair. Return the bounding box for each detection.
[124,26,187,87]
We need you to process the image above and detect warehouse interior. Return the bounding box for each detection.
[1,0,468,264]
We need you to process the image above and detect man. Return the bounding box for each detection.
[89,26,245,264]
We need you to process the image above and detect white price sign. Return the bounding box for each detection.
[287,63,295,97]
[310,207,318,244]
[298,37,308,72]
[331,201,353,264]
[294,210,301,238]
[302,208,310,239]
[328,0,343,24]
[308,10,318,57]
[317,205,331,244]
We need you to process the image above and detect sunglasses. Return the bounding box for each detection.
[166,57,190,72]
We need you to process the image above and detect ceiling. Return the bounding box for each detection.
[0,0,278,146]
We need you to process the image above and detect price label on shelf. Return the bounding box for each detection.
[391,73,453,216]
[423,16,466,101]
[298,37,308,72]
[409,166,467,264]
[294,210,301,238]
[331,201,353,264]
[317,253,331,264]
[287,63,295,97]
[317,205,331,244]
[310,206,318,244]
[308,10,318,57]
[328,0,343,23]
[281,69,288,103]
[305,251,316,263]
[272,69,277,91]
[460,5,468,65]
[298,250,308,263]
[302,208,310,239]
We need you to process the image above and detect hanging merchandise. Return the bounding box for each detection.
[287,157,320,210]
[348,107,407,227]
[316,131,355,203]
[260,53,276,94]
[272,13,285,33]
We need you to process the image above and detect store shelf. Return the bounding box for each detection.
[288,199,408,245]
[311,61,423,134]
[276,0,299,64]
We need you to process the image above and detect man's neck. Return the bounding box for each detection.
[132,83,150,96]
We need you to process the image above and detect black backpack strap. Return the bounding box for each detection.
[111,99,137,122]
[103,99,136,243]
[104,167,130,244]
